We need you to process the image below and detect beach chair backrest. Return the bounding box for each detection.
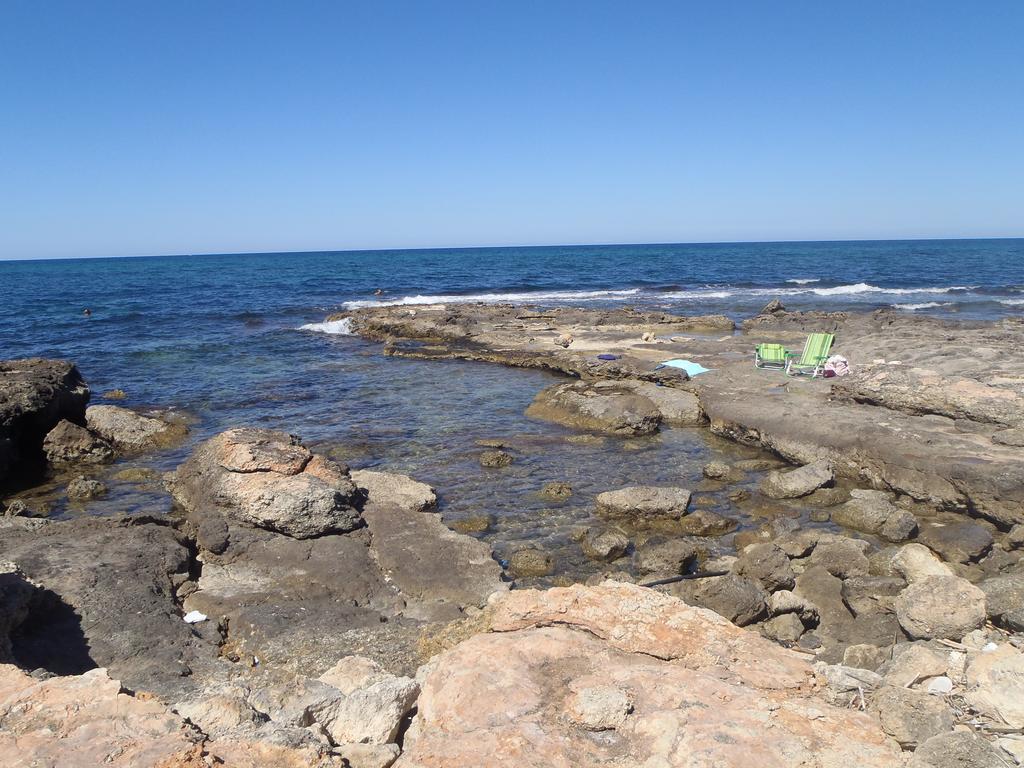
[798,333,834,365]
[758,343,787,362]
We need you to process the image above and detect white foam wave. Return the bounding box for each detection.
[786,278,819,284]
[809,283,972,297]
[659,290,735,299]
[999,298,1024,306]
[343,288,642,310]
[299,317,354,335]
[894,302,946,311]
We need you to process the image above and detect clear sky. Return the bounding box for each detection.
[1,1,1022,260]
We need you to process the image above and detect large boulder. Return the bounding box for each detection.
[615,380,704,426]
[909,731,1008,768]
[964,644,1024,729]
[351,469,437,512]
[894,575,987,640]
[595,486,691,524]
[399,583,901,767]
[733,543,795,592]
[890,543,954,583]
[870,685,954,748]
[978,574,1024,629]
[526,380,662,435]
[171,428,362,539]
[830,489,918,542]
[85,404,188,452]
[0,359,90,487]
[759,460,833,499]
[668,573,768,626]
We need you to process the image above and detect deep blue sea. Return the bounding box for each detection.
[2,239,1022,579]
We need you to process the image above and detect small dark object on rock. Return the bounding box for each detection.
[82,308,92,316]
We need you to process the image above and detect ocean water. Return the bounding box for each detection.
[1,239,1022,580]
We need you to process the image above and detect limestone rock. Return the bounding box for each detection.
[965,644,1024,729]
[616,380,703,426]
[351,469,436,512]
[890,543,954,584]
[870,685,954,748]
[633,538,699,576]
[328,675,419,745]
[400,583,902,767]
[676,508,736,536]
[538,481,572,501]
[809,537,870,580]
[86,404,187,452]
[909,731,1007,768]
[978,574,1024,628]
[767,589,819,624]
[0,664,202,766]
[479,449,513,468]
[171,428,362,539]
[669,573,767,626]
[595,486,691,524]
[762,612,804,643]
[526,380,662,435]
[42,419,116,465]
[841,575,905,617]
[895,576,987,640]
[831,489,918,542]
[878,644,949,689]
[508,548,554,578]
[760,459,834,499]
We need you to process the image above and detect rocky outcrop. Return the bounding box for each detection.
[171,428,362,539]
[0,358,90,488]
[526,380,662,435]
[85,404,189,452]
[42,418,116,466]
[352,469,437,512]
[398,583,901,767]
[894,575,987,640]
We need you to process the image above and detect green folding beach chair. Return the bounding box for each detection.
[754,343,789,369]
[785,332,835,378]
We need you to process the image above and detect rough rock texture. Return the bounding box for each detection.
[964,645,1024,729]
[595,485,691,524]
[42,418,116,466]
[580,527,630,562]
[890,544,954,583]
[668,573,768,626]
[870,685,954,748]
[0,562,37,663]
[85,403,188,452]
[760,459,834,499]
[894,575,987,640]
[398,583,901,767]
[733,543,795,592]
[352,469,437,512]
[0,358,90,487]
[614,380,704,425]
[0,664,203,766]
[978,574,1024,628]
[831,489,918,542]
[66,475,108,500]
[171,428,362,538]
[908,731,1009,768]
[918,522,994,564]
[0,515,214,700]
[526,380,662,435]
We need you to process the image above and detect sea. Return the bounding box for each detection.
[2,239,1022,580]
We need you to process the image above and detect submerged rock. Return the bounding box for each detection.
[171,428,362,539]
[479,449,513,468]
[507,548,554,578]
[66,476,108,500]
[538,481,573,501]
[580,527,630,562]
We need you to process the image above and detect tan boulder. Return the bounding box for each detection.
[397,583,902,767]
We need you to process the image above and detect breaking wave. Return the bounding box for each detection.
[298,317,354,335]
[343,288,642,310]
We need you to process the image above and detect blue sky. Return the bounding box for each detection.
[1,1,1022,259]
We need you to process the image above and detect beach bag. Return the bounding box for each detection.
[823,355,850,378]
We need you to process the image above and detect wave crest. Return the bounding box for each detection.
[299,317,353,335]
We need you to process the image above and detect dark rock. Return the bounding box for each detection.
[978,574,1024,628]
[479,450,513,468]
[580,528,630,562]
[669,573,767,626]
[508,548,554,578]
[841,575,905,617]
[733,543,795,592]
[993,427,1024,447]
[633,539,699,576]
[831,489,918,542]
[760,298,786,314]
[42,420,115,466]
[65,477,107,500]
[0,359,90,488]
[538,482,573,501]
[448,514,492,534]
[919,522,994,564]
[761,612,804,643]
[804,487,851,507]
[0,562,38,662]
[809,537,870,579]
[676,509,736,537]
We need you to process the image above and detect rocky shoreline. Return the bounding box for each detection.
[2,296,1023,766]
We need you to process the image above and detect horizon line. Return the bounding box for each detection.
[2,234,1023,264]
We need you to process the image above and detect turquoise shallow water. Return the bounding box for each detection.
[1,240,1021,580]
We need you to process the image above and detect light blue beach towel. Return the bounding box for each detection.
[656,358,711,376]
